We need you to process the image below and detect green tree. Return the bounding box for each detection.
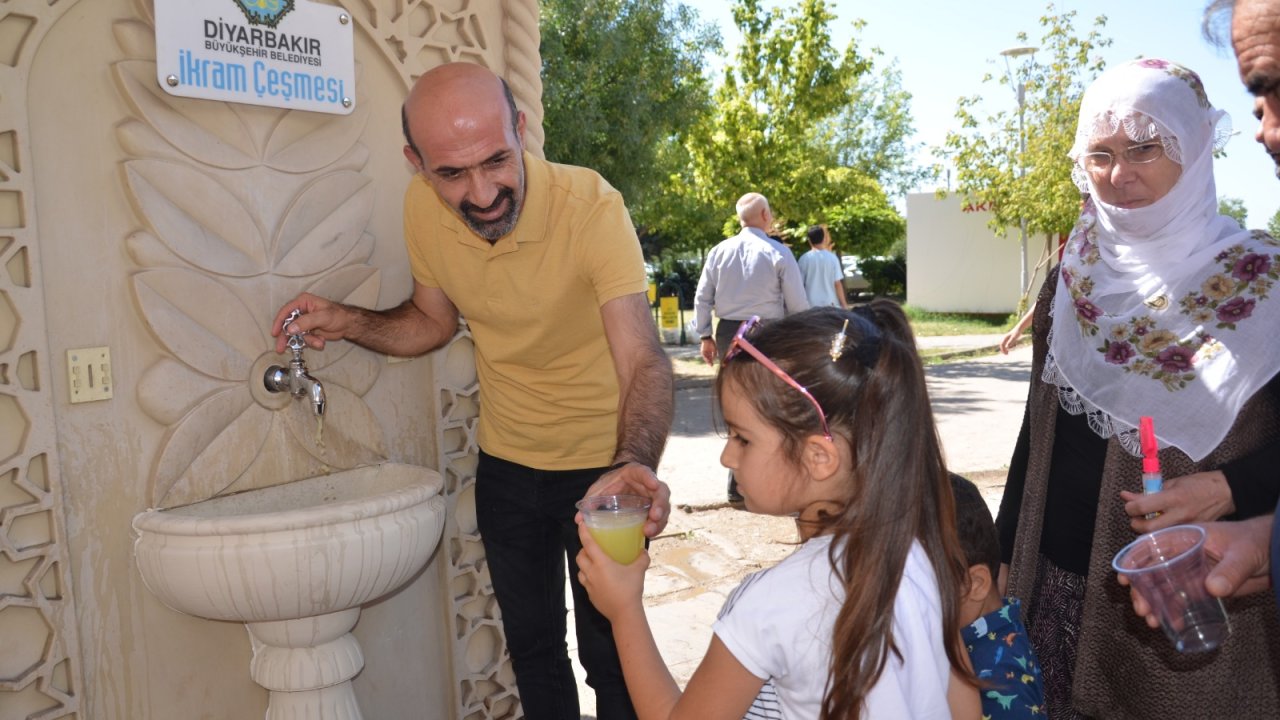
[1218,197,1248,228]
[539,0,719,230]
[666,0,904,259]
[939,4,1111,304]
[827,59,934,200]
[1268,207,1280,238]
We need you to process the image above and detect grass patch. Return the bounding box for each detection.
[919,346,1002,365]
[672,356,716,381]
[903,305,1017,337]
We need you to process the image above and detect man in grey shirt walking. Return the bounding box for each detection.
[693,192,809,365]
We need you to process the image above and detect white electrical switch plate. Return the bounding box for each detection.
[67,346,113,403]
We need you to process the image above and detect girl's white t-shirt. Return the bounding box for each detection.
[713,536,952,719]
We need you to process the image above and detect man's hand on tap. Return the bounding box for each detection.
[272,293,352,353]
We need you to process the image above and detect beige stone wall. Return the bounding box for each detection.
[0,1,536,718]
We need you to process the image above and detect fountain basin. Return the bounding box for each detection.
[133,463,446,623]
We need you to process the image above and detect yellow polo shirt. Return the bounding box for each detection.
[404,152,647,470]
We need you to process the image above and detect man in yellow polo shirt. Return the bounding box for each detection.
[272,62,674,720]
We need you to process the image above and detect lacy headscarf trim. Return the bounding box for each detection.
[1069,110,1232,193]
[1043,302,1143,457]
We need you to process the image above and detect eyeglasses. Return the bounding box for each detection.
[1079,141,1165,172]
[724,316,832,440]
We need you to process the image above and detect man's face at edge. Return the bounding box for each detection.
[1234,0,1280,178]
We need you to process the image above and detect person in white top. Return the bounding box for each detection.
[797,225,849,310]
[576,303,981,719]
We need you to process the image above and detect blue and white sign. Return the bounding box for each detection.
[155,0,356,115]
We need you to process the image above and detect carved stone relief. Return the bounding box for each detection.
[432,329,524,720]
[115,0,389,509]
[118,2,534,715]
[1,0,542,716]
[341,0,545,156]
[0,1,86,717]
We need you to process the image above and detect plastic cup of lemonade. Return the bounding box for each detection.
[1112,524,1231,653]
[576,494,651,564]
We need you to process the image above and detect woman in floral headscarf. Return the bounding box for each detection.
[996,58,1280,719]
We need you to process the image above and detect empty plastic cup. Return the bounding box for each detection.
[576,495,650,564]
[1112,524,1231,653]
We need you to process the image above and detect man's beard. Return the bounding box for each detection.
[461,186,521,242]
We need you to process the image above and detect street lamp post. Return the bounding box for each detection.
[1001,45,1037,305]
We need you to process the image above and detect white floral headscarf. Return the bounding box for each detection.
[1046,58,1280,461]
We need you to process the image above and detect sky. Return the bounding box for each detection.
[679,0,1279,229]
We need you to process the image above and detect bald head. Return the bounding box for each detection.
[400,62,528,241]
[735,192,772,231]
[402,63,521,164]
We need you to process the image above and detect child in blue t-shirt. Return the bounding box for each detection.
[951,474,1045,719]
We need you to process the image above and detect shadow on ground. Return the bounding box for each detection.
[926,356,1032,416]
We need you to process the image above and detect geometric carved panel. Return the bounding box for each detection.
[0,0,84,717]
[433,329,522,720]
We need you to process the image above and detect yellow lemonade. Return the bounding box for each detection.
[588,522,645,565]
[578,494,651,564]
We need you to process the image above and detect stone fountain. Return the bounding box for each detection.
[133,463,446,719]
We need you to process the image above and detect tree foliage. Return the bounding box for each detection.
[827,59,934,200]
[1218,197,1247,228]
[660,0,906,259]
[1269,207,1280,238]
[539,0,925,266]
[539,0,719,229]
[940,5,1111,241]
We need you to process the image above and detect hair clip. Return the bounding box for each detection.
[829,319,849,362]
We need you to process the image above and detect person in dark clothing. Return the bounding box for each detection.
[996,58,1280,719]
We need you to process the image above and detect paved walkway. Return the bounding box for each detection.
[568,338,1033,718]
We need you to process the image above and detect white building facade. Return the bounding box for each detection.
[906,192,1056,314]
